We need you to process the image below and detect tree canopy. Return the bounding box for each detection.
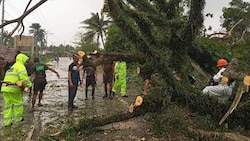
[222,0,250,42]
[29,23,46,47]
[80,12,111,48]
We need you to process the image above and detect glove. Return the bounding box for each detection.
[16,81,29,92]
[221,76,228,85]
[16,81,23,87]
[24,87,29,92]
[243,75,250,86]
[126,76,130,82]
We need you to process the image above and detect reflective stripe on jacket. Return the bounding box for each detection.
[114,61,127,77]
[1,53,32,93]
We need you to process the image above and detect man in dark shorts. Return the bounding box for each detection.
[102,60,114,98]
[82,66,97,100]
[32,57,60,110]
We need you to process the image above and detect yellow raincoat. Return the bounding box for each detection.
[112,61,127,96]
[1,53,32,126]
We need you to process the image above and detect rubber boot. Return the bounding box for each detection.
[103,88,108,98]
[109,91,114,99]
[92,88,95,99]
[85,89,88,100]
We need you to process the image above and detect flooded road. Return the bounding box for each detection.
[0,57,138,140]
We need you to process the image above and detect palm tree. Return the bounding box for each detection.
[29,23,46,61]
[29,23,46,48]
[80,12,111,48]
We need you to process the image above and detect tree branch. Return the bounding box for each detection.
[207,19,244,43]
[0,0,48,37]
[237,29,247,43]
[80,51,144,69]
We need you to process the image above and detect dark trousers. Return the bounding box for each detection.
[68,83,78,108]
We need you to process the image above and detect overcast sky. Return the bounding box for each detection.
[2,0,232,46]
[204,0,233,33]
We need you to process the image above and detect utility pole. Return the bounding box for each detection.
[1,0,5,46]
[45,31,53,47]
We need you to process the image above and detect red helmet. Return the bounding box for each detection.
[217,59,228,67]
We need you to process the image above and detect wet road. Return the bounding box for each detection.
[0,57,138,140]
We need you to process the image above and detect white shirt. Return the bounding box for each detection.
[213,67,226,83]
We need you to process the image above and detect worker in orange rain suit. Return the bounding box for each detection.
[1,53,32,126]
[111,61,128,98]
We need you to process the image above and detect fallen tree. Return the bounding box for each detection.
[79,51,145,69]
[3,0,250,140]
[188,127,250,141]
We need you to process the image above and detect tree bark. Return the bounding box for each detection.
[223,58,246,82]
[79,51,145,68]
[188,127,250,141]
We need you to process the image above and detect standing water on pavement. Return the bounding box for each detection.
[0,57,133,140]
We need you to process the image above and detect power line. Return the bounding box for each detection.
[5,0,33,31]
[3,0,54,37]
[5,1,22,16]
